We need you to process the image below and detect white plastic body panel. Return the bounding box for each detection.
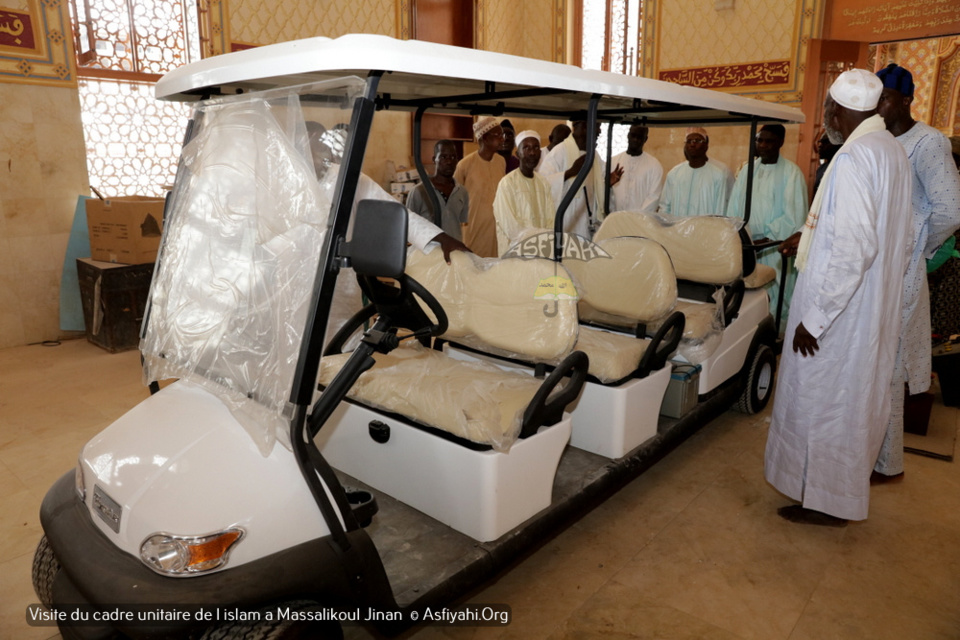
[315,401,571,542]
[78,380,333,570]
[443,346,671,459]
[566,365,671,457]
[688,289,768,395]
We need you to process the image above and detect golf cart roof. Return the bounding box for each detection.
[155,34,803,127]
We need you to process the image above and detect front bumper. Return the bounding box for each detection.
[40,472,393,638]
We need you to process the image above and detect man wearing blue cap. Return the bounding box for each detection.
[872,63,960,482]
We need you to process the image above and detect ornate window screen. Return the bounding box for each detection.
[581,0,642,76]
[581,0,643,157]
[69,0,200,196]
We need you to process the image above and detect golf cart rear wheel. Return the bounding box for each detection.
[199,601,343,640]
[736,344,775,414]
[32,536,59,608]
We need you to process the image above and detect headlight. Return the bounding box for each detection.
[75,458,86,502]
[140,528,244,576]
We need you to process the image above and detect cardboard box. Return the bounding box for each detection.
[394,168,420,183]
[86,196,164,265]
[390,181,419,195]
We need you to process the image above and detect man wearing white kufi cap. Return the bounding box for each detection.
[764,69,913,525]
[493,130,556,255]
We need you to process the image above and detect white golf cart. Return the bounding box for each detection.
[34,35,802,639]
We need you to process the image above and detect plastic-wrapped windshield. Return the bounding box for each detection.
[141,77,367,455]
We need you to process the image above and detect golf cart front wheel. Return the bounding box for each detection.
[32,536,60,609]
[199,601,343,640]
[736,344,775,414]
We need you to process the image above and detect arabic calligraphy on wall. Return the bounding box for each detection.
[0,8,37,53]
[827,0,960,42]
[658,60,791,90]
[0,0,75,87]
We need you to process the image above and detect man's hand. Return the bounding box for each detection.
[779,231,802,258]
[793,322,819,357]
[432,233,471,264]
[609,163,624,187]
[564,155,587,181]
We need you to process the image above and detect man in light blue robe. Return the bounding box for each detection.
[727,124,808,325]
[659,128,732,217]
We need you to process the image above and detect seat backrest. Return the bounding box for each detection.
[405,249,579,361]
[563,236,677,324]
[595,211,742,285]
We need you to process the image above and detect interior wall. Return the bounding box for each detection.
[0,83,88,348]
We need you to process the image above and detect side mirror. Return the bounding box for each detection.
[349,199,408,278]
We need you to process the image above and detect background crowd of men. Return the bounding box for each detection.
[393,63,960,528]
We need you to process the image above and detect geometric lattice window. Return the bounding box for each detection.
[77,78,193,196]
[69,0,201,196]
[581,0,644,158]
[581,0,643,75]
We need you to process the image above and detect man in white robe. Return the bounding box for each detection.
[610,124,663,213]
[872,64,960,480]
[726,124,808,324]
[307,124,468,343]
[659,128,733,216]
[493,131,556,255]
[540,120,620,238]
[764,69,913,525]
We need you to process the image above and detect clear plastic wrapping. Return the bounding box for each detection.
[141,78,366,455]
[318,342,547,451]
[595,211,744,285]
[405,248,579,362]
[570,326,650,384]
[651,300,723,365]
[564,236,677,325]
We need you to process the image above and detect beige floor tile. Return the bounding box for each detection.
[0,552,62,640]
[3,339,960,640]
[548,582,744,639]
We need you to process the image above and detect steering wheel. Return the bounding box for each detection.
[401,274,449,339]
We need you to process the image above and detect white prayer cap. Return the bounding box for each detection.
[829,69,882,111]
[515,130,540,149]
[685,127,708,140]
[473,116,499,141]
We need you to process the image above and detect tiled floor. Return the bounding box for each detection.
[3,338,959,639]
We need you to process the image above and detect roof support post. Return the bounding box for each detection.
[553,93,602,262]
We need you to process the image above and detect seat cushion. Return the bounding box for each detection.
[564,236,677,323]
[743,263,776,289]
[595,211,742,284]
[319,343,546,451]
[406,249,578,361]
[574,326,650,384]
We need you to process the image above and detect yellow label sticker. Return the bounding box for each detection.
[533,276,579,301]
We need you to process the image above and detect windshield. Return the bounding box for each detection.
[141,77,367,455]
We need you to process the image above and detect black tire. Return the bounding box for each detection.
[199,601,343,640]
[32,536,60,609]
[735,344,776,414]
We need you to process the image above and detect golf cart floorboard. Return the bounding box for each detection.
[333,379,738,611]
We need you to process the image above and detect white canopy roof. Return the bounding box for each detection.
[156,35,803,127]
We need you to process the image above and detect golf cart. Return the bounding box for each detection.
[34,35,802,639]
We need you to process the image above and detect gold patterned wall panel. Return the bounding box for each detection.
[226,0,396,48]
[477,0,561,62]
[643,0,822,105]
[0,0,76,87]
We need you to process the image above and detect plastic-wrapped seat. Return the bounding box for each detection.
[408,240,684,459]
[315,247,587,542]
[594,211,774,395]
